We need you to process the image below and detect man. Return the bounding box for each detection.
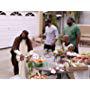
[63,17,81,53]
[62,35,71,51]
[41,19,59,51]
[10,30,33,76]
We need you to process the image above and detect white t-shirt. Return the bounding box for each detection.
[62,43,73,52]
[62,42,69,52]
[44,25,59,45]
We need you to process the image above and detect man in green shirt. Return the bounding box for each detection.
[63,17,81,53]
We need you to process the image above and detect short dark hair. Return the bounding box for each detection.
[22,30,29,36]
[46,19,51,24]
[68,17,75,23]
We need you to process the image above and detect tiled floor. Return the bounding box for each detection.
[0,45,90,79]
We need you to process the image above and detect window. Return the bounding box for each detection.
[10,12,22,16]
[0,11,6,15]
[25,12,35,16]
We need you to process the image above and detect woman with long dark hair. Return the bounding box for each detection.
[10,30,33,77]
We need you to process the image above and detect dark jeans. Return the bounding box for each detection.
[13,62,19,75]
[11,58,19,75]
[44,44,55,51]
[56,73,71,79]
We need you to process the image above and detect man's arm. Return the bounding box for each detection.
[14,50,22,56]
[39,34,46,39]
[76,26,81,47]
[55,29,59,42]
[39,27,46,39]
[76,34,80,47]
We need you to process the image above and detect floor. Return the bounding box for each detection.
[0,45,90,79]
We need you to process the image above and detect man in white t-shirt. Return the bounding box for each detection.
[41,19,59,51]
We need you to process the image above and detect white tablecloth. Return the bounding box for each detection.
[74,65,90,79]
[14,50,90,79]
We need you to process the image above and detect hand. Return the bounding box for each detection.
[20,54,24,61]
[26,56,32,62]
[27,56,32,60]
[39,34,43,38]
[39,34,45,39]
[52,42,55,46]
[51,40,56,46]
[76,44,78,48]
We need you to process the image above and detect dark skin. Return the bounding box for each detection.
[76,33,80,48]
[67,18,80,48]
[67,18,73,27]
[63,36,69,45]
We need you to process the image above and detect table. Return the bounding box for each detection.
[10,49,90,79]
[35,63,89,79]
[35,67,71,79]
[73,65,90,79]
[16,50,89,79]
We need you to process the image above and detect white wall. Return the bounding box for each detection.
[80,11,90,24]
[0,11,40,48]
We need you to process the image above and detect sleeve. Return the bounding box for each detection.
[26,50,34,57]
[14,50,22,56]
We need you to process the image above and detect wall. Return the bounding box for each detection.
[79,24,90,36]
[80,11,90,24]
[0,11,41,48]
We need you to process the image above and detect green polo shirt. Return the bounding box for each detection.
[63,23,80,46]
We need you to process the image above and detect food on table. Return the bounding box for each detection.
[72,54,90,64]
[56,66,59,70]
[53,50,58,55]
[32,53,40,60]
[59,69,64,72]
[72,56,82,62]
[30,75,47,79]
[27,49,46,67]
[64,62,69,68]
[29,50,34,55]
[66,51,78,57]
[33,59,45,63]
[27,53,46,68]
[59,64,64,68]
[27,51,40,62]
[50,68,56,74]
[81,52,90,56]
[75,62,86,67]
[32,59,45,67]
[28,68,47,79]
[27,50,90,78]
[70,62,77,67]
[58,50,64,55]
[53,49,64,56]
